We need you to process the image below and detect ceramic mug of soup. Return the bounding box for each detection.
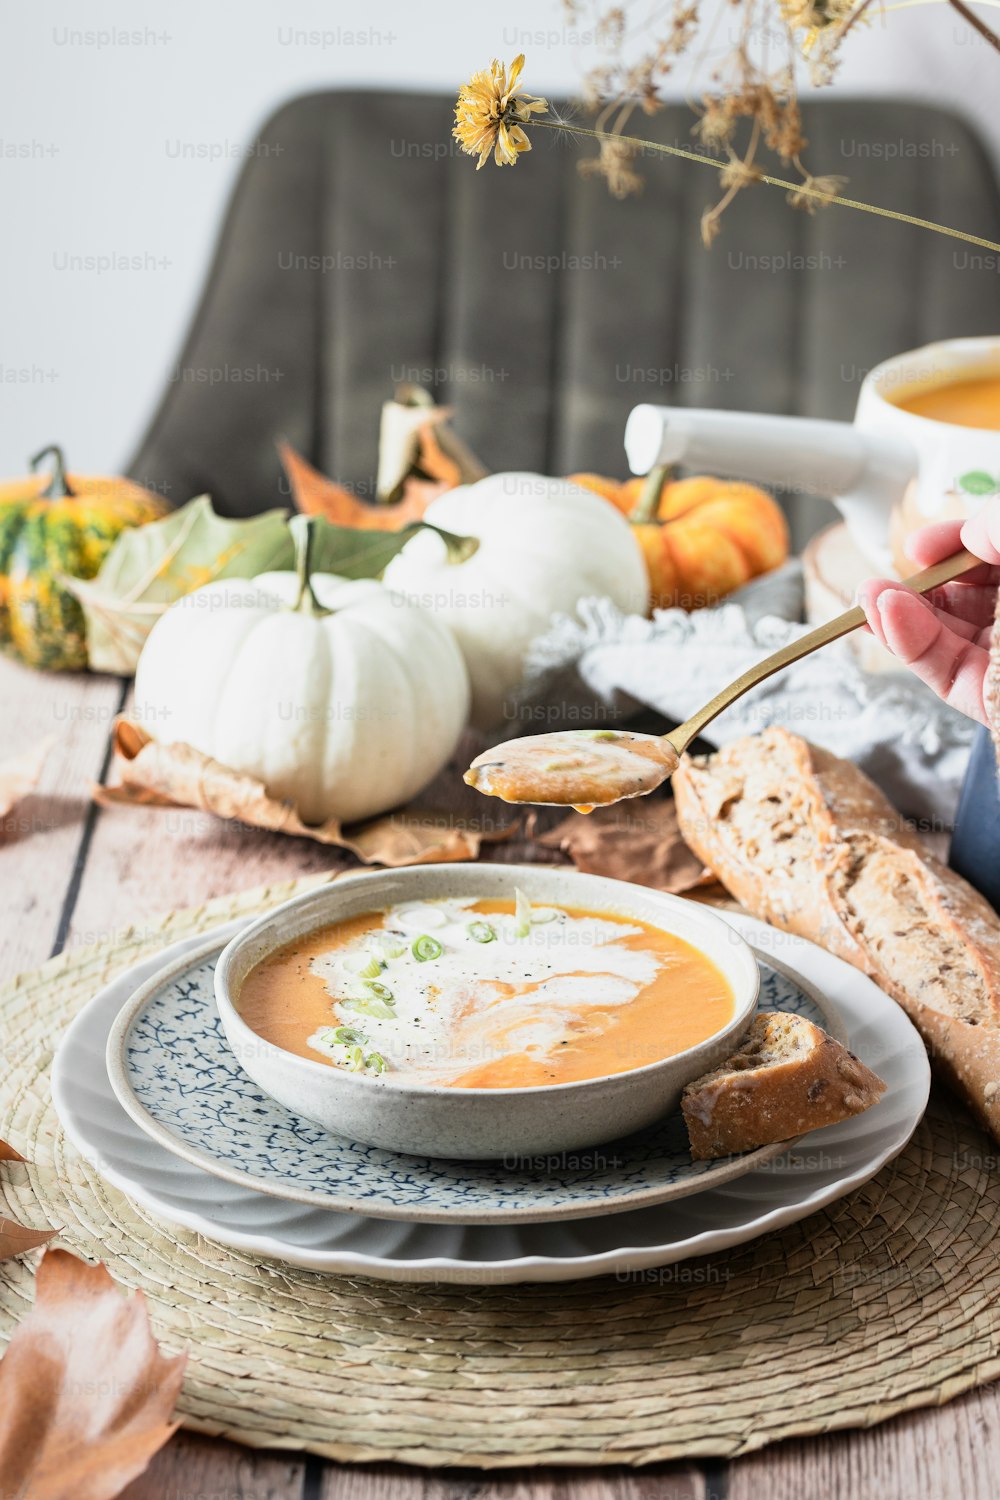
[625,334,1000,572]
[857,337,1000,573]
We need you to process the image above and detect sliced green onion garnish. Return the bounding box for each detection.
[365,1051,387,1075]
[344,982,396,1018]
[467,920,496,944]
[412,934,443,962]
[356,953,384,979]
[578,729,618,740]
[345,1044,366,1072]
[513,887,532,938]
[343,996,396,1020]
[375,934,407,960]
[331,1025,367,1046]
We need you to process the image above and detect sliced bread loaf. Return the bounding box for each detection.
[673,727,1000,1140]
[682,1011,886,1159]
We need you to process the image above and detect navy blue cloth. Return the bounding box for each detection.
[949,725,1000,912]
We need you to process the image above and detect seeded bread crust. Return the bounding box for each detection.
[673,727,1000,1141]
[681,1012,886,1159]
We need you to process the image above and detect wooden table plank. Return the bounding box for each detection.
[728,1390,1000,1500]
[319,1463,707,1500]
[0,657,123,982]
[119,1431,305,1499]
[3,667,997,1500]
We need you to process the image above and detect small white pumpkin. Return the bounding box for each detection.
[382,473,649,727]
[133,518,470,825]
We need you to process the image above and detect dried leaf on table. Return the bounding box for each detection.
[0,1219,57,1262]
[539,799,714,894]
[96,720,514,865]
[280,441,433,529]
[0,737,53,819]
[0,1248,186,1500]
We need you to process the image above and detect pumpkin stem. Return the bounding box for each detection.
[30,445,74,499]
[434,525,480,565]
[631,464,671,524]
[289,515,331,616]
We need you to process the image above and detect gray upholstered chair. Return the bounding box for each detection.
[126,90,1000,903]
[127,91,1000,552]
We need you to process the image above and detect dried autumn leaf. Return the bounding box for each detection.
[376,388,487,502]
[0,1248,186,1500]
[416,419,465,487]
[0,1219,57,1262]
[0,737,53,819]
[0,1145,53,1261]
[539,798,714,894]
[279,441,432,530]
[95,720,512,865]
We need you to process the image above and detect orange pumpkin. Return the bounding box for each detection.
[568,469,789,612]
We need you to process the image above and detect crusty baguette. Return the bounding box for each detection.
[682,1011,885,1159]
[673,727,1000,1140]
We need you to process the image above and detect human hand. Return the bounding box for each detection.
[858,501,1000,725]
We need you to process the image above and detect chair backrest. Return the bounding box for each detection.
[128,90,1000,543]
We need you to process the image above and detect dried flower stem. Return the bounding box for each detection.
[531,118,1000,252]
[946,0,1000,53]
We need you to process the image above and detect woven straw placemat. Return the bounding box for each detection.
[2,873,1000,1467]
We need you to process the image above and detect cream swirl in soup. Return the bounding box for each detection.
[237,895,735,1089]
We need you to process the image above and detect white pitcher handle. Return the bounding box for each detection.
[625,404,918,570]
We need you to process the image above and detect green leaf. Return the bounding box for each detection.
[63,496,292,675]
[956,470,999,497]
[63,496,437,677]
[308,520,428,578]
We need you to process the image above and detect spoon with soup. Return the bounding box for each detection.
[464,546,981,809]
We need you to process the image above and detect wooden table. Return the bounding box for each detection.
[1,653,994,1500]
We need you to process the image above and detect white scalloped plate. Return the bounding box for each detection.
[52,914,930,1284]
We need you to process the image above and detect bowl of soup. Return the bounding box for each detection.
[214,865,759,1159]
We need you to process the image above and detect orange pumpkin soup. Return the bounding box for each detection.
[237,895,735,1089]
[891,373,1000,430]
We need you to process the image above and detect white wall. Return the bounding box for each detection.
[2,0,997,479]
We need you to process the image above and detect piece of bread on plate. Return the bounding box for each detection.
[682,1011,886,1159]
[673,726,1000,1141]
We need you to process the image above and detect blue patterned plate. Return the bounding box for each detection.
[106,940,848,1225]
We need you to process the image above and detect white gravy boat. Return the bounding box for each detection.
[626,336,1000,573]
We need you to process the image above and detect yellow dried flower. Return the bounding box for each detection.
[453,54,548,169]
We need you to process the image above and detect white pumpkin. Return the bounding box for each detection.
[382,473,649,728]
[133,522,470,825]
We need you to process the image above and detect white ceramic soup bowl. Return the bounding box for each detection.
[214,864,760,1160]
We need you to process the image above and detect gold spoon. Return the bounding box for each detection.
[464,548,981,809]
